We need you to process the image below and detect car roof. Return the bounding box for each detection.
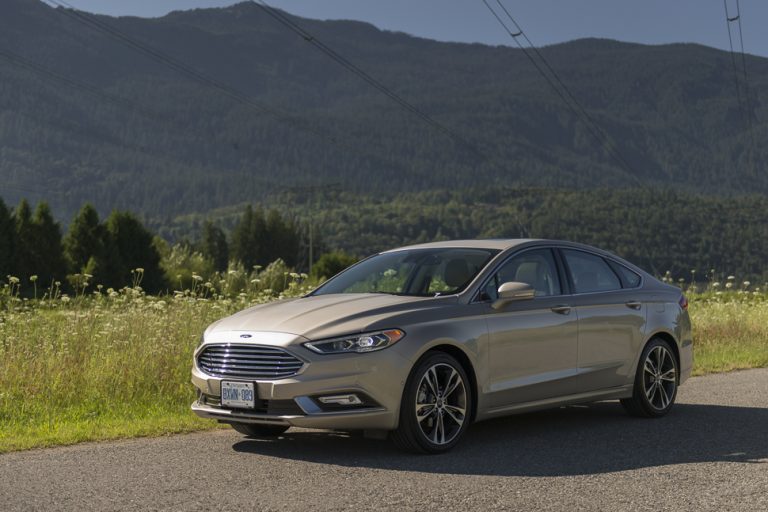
[383,239,543,252]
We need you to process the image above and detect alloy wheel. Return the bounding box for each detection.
[642,345,677,411]
[414,363,467,445]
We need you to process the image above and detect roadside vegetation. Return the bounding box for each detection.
[1,268,767,454]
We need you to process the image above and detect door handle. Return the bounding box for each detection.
[625,301,642,310]
[551,305,571,315]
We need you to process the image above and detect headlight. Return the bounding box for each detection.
[303,329,405,354]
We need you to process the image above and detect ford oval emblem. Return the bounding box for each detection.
[240,334,252,338]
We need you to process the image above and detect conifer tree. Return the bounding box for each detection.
[0,198,16,278]
[201,220,229,272]
[63,203,111,285]
[14,199,35,282]
[30,202,66,288]
[105,210,165,293]
[231,205,266,270]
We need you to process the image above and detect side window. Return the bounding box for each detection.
[562,250,621,293]
[607,260,642,288]
[482,249,562,300]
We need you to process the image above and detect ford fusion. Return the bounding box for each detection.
[191,239,692,453]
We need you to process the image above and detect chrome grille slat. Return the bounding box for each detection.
[199,363,302,371]
[200,354,298,362]
[197,344,304,380]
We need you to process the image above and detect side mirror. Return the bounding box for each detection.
[492,281,535,309]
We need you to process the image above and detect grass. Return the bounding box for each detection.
[1,276,767,454]
[688,295,768,375]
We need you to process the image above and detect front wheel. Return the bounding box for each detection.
[621,338,678,417]
[392,351,472,454]
[230,423,289,437]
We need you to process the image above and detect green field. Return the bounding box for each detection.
[1,278,767,454]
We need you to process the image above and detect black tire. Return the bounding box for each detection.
[621,337,678,418]
[230,423,289,437]
[392,351,473,454]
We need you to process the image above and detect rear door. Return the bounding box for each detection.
[559,249,647,392]
[483,248,580,409]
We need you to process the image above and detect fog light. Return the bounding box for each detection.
[318,394,363,405]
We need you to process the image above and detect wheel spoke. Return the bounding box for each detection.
[416,404,436,422]
[443,369,461,398]
[443,405,465,426]
[645,380,656,400]
[660,369,676,382]
[644,360,657,376]
[658,383,670,408]
[427,367,442,396]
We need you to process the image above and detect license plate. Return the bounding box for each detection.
[220,381,256,409]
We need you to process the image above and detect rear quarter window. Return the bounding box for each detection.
[562,249,622,293]
[607,260,642,288]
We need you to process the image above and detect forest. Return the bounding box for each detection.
[0,0,766,224]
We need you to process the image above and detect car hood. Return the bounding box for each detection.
[207,293,452,341]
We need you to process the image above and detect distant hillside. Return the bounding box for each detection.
[0,0,766,222]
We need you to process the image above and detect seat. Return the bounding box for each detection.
[514,261,553,296]
[444,259,472,289]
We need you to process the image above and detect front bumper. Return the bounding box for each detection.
[190,340,412,431]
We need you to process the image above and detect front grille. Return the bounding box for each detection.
[197,344,304,379]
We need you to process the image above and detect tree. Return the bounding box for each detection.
[0,198,16,278]
[14,199,35,282]
[63,203,114,286]
[311,251,358,280]
[29,202,66,288]
[105,210,165,293]
[231,205,266,270]
[264,209,300,267]
[200,220,229,272]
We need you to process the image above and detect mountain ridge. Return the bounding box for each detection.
[0,0,765,222]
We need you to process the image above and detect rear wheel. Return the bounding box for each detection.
[621,337,678,417]
[230,423,289,437]
[392,351,472,454]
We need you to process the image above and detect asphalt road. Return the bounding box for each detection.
[2,369,767,512]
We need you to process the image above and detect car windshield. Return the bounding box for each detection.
[312,247,499,297]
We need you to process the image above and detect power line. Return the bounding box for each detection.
[43,0,485,175]
[481,0,649,190]
[251,0,480,154]
[723,0,757,176]
[723,1,747,128]
[734,0,754,122]
[0,48,158,122]
[43,0,339,146]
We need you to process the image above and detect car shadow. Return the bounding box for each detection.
[232,403,768,477]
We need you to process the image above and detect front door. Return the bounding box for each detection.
[484,248,579,409]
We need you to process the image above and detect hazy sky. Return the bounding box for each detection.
[61,0,768,57]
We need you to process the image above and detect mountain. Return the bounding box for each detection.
[0,0,766,223]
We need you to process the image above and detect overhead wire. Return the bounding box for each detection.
[43,0,339,146]
[43,0,496,181]
[723,1,748,130]
[250,0,481,154]
[482,0,649,190]
[723,0,757,179]
[0,48,159,122]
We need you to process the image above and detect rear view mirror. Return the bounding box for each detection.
[492,281,535,309]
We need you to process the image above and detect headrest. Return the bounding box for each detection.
[444,258,472,288]
[514,262,539,286]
